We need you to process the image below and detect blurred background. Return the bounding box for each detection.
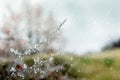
[0,0,120,55]
[0,0,120,80]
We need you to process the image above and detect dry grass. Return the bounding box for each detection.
[1,49,120,80]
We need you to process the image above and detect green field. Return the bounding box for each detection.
[1,49,120,80]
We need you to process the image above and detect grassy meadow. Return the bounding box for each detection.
[1,49,120,80]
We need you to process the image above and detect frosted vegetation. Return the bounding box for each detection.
[7,19,67,80]
[0,2,72,80]
[1,1,119,80]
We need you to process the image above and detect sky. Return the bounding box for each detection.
[0,0,120,54]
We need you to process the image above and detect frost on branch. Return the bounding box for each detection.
[0,2,65,56]
[0,1,68,80]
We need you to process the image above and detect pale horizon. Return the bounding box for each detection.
[0,0,120,54]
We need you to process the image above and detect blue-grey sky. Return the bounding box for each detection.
[1,0,120,54]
